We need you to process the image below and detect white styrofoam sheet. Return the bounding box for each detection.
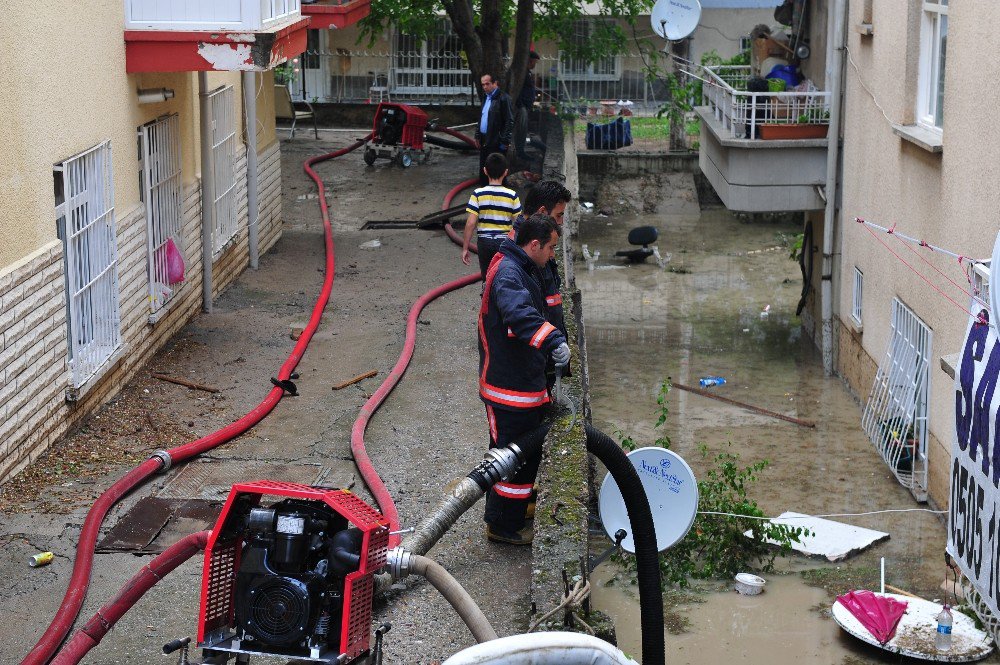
[833,593,994,662]
[745,511,890,561]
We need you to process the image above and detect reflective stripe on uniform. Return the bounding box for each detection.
[494,482,533,499]
[546,294,562,306]
[529,322,556,349]
[480,380,550,408]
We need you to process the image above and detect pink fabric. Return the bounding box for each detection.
[836,590,908,644]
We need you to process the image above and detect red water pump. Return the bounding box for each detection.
[363,102,431,168]
[196,480,389,664]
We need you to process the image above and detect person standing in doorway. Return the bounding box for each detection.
[475,73,514,187]
[478,214,570,544]
[514,51,541,163]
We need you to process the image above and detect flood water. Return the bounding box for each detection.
[575,173,975,664]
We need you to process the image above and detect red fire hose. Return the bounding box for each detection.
[442,178,480,250]
[49,531,211,665]
[25,137,371,665]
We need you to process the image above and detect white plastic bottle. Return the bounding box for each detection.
[935,604,953,651]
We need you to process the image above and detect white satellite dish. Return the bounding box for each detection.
[650,0,702,41]
[598,446,698,553]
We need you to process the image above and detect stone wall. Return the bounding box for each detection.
[0,140,283,482]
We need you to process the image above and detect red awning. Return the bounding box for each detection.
[125,18,309,73]
[301,0,371,30]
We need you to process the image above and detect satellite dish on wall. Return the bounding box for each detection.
[598,446,699,553]
[650,0,702,41]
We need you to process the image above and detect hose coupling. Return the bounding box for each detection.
[385,547,412,580]
[149,450,173,472]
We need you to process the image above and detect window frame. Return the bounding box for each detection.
[916,0,947,132]
[558,20,622,82]
[852,266,864,327]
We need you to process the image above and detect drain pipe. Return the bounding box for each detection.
[243,71,260,269]
[198,72,216,313]
[821,0,848,375]
[386,551,499,643]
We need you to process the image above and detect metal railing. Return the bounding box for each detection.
[57,141,123,388]
[208,85,240,256]
[140,114,183,316]
[288,51,668,113]
[701,64,831,139]
[860,297,931,501]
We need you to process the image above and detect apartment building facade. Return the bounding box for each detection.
[0,1,320,481]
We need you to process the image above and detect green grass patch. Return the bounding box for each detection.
[574,115,671,140]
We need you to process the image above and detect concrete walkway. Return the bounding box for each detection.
[0,135,532,663]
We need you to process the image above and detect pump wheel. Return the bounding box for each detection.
[398,152,413,168]
[364,149,377,166]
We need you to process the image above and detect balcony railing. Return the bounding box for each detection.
[125,0,301,32]
[701,65,831,140]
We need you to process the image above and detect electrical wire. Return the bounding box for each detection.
[699,507,947,520]
[845,45,896,126]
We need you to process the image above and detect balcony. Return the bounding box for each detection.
[124,0,309,72]
[696,65,831,213]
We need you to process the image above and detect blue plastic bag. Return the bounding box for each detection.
[765,64,800,88]
[585,117,633,150]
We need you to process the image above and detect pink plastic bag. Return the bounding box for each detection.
[836,590,908,644]
[165,238,185,284]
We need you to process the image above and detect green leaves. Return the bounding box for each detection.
[615,380,807,590]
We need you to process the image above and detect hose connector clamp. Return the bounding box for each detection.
[149,450,173,472]
[483,445,521,482]
[385,547,411,581]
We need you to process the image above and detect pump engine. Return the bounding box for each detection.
[197,481,389,664]
[363,102,431,168]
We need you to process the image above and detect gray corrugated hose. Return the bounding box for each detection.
[390,551,499,643]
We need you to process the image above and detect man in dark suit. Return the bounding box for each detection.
[474,73,514,186]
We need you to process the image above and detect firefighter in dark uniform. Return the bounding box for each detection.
[478,214,569,545]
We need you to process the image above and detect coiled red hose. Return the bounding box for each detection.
[24,136,371,665]
[49,531,211,665]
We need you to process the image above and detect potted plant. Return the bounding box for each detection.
[759,111,829,139]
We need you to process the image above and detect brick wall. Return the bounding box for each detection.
[0,140,283,483]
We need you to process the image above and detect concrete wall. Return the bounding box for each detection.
[834,1,1000,508]
[0,4,286,481]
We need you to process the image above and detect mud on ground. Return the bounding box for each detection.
[0,134,536,664]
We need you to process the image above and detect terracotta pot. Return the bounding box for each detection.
[759,123,829,140]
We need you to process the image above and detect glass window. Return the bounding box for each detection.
[918,0,947,130]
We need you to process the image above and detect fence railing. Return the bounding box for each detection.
[701,64,831,139]
[288,51,668,114]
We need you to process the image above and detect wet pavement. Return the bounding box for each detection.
[575,173,994,663]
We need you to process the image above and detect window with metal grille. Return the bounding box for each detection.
[392,20,470,95]
[55,141,123,388]
[209,85,239,255]
[140,114,183,317]
[559,21,622,82]
[852,266,863,326]
[860,298,932,501]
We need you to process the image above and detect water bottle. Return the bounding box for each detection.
[699,376,726,388]
[935,604,953,651]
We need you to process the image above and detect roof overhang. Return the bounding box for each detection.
[125,17,310,72]
[301,0,371,30]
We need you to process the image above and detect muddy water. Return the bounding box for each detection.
[575,175,969,663]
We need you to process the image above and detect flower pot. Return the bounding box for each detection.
[759,123,829,140]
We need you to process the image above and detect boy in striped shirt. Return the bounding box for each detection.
[462,152,522,278]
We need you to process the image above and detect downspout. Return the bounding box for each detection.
[821,0,848,375]
[243,71,260,269]
[198,72,216,313]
